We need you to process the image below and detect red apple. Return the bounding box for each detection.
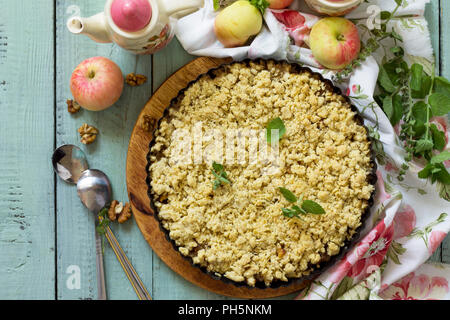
[268,0,294,9]
[70,57,124,111]
[309,17,361,70]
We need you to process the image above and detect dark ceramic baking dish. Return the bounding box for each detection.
[145,59,378,290]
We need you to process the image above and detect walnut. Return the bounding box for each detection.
[67,99,81,114]
[108,201,132,223]
[78,123,98,145]
[118,202,132,223]
[141,115,156,133]
[126,73,147,86]
[108,200,118,221]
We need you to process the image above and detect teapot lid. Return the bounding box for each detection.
[111,0,152,32]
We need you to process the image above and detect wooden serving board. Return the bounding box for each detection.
[126,57,309,299]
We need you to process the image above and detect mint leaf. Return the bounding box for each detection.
[431,151,450,165]
[434,165,450,184]
[382,95,394,120]
[433,76,450,98]
[211,161,231,189]
[278,187,297,203]
[429,93,450,116]
[378,66,397,93]
[266,117,286,144]
[415,138,434,153]
[412,75,432,99]
[213,0,220,10]
[391,94,403,126]
[412,101,428,123]
[278,189,326,218]
[292,205,305,215]
[249,0,269,14]
[431,124,446,151]
[212,161,224,173]
[418,164,433,179]
[301,200,326,215]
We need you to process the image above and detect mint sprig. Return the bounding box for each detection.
[249,0,270,14]
[211,161,231,190]
[96,206,111,253]
[374,54,450,185]
[278,187,326,218]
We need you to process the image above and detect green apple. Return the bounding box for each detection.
[214,1,262,48]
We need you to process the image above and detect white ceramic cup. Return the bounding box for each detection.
[304,0,363,16]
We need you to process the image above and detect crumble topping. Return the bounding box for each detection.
[149,60,374,287]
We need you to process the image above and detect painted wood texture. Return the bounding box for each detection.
[0,0,448,299]
[0,0,55,299]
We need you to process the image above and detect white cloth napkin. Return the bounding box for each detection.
[175,0,450,300]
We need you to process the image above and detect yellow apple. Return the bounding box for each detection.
[214,1,263,48]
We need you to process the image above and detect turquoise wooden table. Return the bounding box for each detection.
[0,0,449,300]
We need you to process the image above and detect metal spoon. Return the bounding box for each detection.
[52,145,151,300]
[77,169,151,300]
[52,145,107,300]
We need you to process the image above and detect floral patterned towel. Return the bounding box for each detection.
[175,0,450,299]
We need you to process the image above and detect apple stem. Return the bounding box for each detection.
[337,34,345,41]
[88,70,96,79]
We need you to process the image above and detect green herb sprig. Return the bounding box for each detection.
[249,0,270,14]
[96,207,110,235]
[213,0,269,14]
[374,47,450,185]
[211,161,231,190]
[278,187,326,218]
[334,0,450,192]
[266,117,286,144]
[96,206,111,253]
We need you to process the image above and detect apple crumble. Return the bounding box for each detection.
[148,60,375,287]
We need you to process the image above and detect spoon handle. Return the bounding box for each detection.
[104,225,152,300]
[95,230,107,300]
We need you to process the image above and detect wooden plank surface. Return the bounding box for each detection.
[0,0,447,300]
[0,0,55,299]
[55,0,153,299]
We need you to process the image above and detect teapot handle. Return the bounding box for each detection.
[162,0,204,17]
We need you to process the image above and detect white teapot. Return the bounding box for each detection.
[67,0,204,54]
[304,0,363,16]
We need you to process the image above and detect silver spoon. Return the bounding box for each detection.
[77,169,151,300]
[52,145,151,300]
[52,145,107,300]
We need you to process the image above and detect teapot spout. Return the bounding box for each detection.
[162,0,204,18]
[67,13,112,44]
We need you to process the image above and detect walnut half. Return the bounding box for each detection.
[78,123,98,145]
[108,201,132,224]
[125,73,147,86]
[67,99,81,114]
